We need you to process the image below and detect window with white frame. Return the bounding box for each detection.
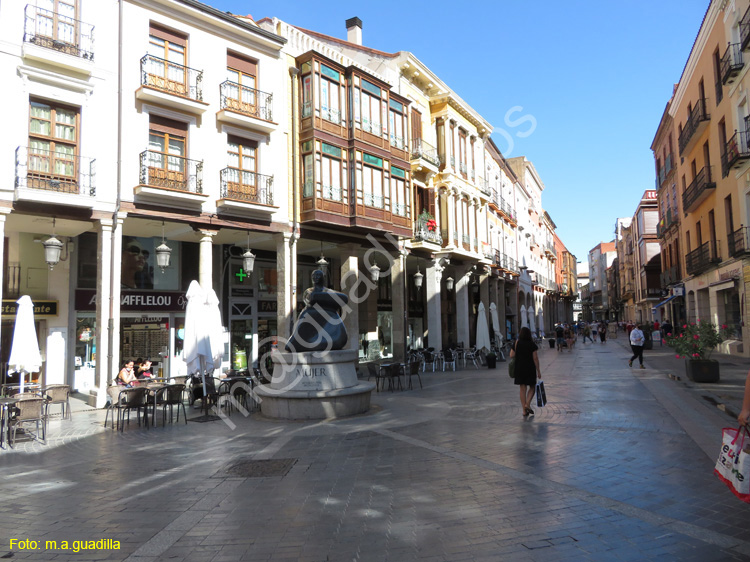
[320,64,342,124]
[360,79,383,136]
[362,153,384,208]
[390,166,409,217]
[389,99,407,149]
[321,142,344,201]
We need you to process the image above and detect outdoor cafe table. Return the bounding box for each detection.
[1,383,41,397]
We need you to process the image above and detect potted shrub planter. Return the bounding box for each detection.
[685,359,720,383]
[548,338,555,349]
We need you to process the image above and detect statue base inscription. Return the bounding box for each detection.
[256,349,375,420]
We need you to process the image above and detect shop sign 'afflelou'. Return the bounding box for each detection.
[75,289,188,313]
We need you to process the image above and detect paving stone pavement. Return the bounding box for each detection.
[3,340,750,561]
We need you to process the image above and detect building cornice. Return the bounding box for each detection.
[670,2,722,115]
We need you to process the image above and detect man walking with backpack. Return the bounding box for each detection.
[629,324,646,369]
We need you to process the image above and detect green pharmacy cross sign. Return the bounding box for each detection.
[235,268,248,282]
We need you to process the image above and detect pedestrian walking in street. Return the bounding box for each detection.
[582,323,593,343]
[599,322,607,343]
[629,324,646,369]
[510,326,541,417]
[555,323,565,353]
[565,324,575,351]
[591,321,599,342]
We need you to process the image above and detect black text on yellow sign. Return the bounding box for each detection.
[1,300,58,318]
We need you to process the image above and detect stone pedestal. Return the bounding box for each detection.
[256,349,375,420]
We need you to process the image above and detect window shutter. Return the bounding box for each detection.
[411,109,422,141]
[149,115,188,136]
[227,52,258,76]
[427,188,435,217]
[149,23,186,46]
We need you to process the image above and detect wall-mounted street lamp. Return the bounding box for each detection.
[242,230,256,275]
[155,220,172,273]
[414,266,423,291]
[370,262,381,282]
[445,276,454,291]
[42,217,64,270]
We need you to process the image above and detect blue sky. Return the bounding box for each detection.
[212,0,709,260]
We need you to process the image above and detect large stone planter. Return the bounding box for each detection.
[685,359,720,383]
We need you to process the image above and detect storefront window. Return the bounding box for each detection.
[74,315,96,391]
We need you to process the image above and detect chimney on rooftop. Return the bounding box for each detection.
[346,17,362,45]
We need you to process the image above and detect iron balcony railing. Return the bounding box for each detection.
[140,54,203,101]
[220,167,273,206]
[660,264,681,288]
[728,226,750,258]
[721,43,744,85]
[722,130,750,177]
[657,208,678,238]
[459,162,468,175]
[644,288,662,298]
[139,150,203,193]
[682,166,716,213]
[742,5,750,51]
[414,215,442,244]
[322,185,343,201]
[23,4,94,61]
[15,146,96,196]
[364,193,384,209]
[685,240,722,276]
[678,98,710,155]
[219,81,272,121]
[410,138,440,167]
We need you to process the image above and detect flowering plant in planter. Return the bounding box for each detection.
[663,320,733,360]
[425,219,437,232]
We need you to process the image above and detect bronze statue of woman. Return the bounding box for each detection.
[285,270,349,352]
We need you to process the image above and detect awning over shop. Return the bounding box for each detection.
[653,293,679,310]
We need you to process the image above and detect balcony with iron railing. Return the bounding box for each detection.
[137,54,206,114]
[722,130,750,177]
[219,168,274,205]
[682,166,716,213]
[678,98,710,155]
[721,43,744,84]
[410,138,440,169]
[660,264,681,288]
[413,214,442,245]
[135,149,206,208]
[23,4,95,67]
[686,240,722,276]
[728,226,750,258]
[657,208,679,238]
[15,146,96,205]
[742,5,750,51]
[217,81,275,133]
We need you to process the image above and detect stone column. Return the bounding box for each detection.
[447,189,456,249]
[276,232,294,345]
[392,251,407,361]
[198,230,217,291]
[455,266,472,348]
[339,243,359,352]
[480,270,490,333]
[0,210,8,370]
[425,258,443,349]
[94,214,124,409]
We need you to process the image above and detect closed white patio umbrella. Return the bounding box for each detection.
[183,281,214,409]
[8,296,43,394]
[475,302,491,352]
[489,302,502,343]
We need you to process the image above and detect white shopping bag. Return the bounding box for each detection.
[715,426,750,502]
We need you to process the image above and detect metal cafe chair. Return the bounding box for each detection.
[9,397,46,447]
[43,384,71,420]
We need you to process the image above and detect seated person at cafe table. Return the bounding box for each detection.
[117,360,139,387]
[136,358,154,380]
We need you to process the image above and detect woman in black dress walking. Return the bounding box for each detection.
[510,326,542,416]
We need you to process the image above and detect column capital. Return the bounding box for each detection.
[198,229,218,239]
